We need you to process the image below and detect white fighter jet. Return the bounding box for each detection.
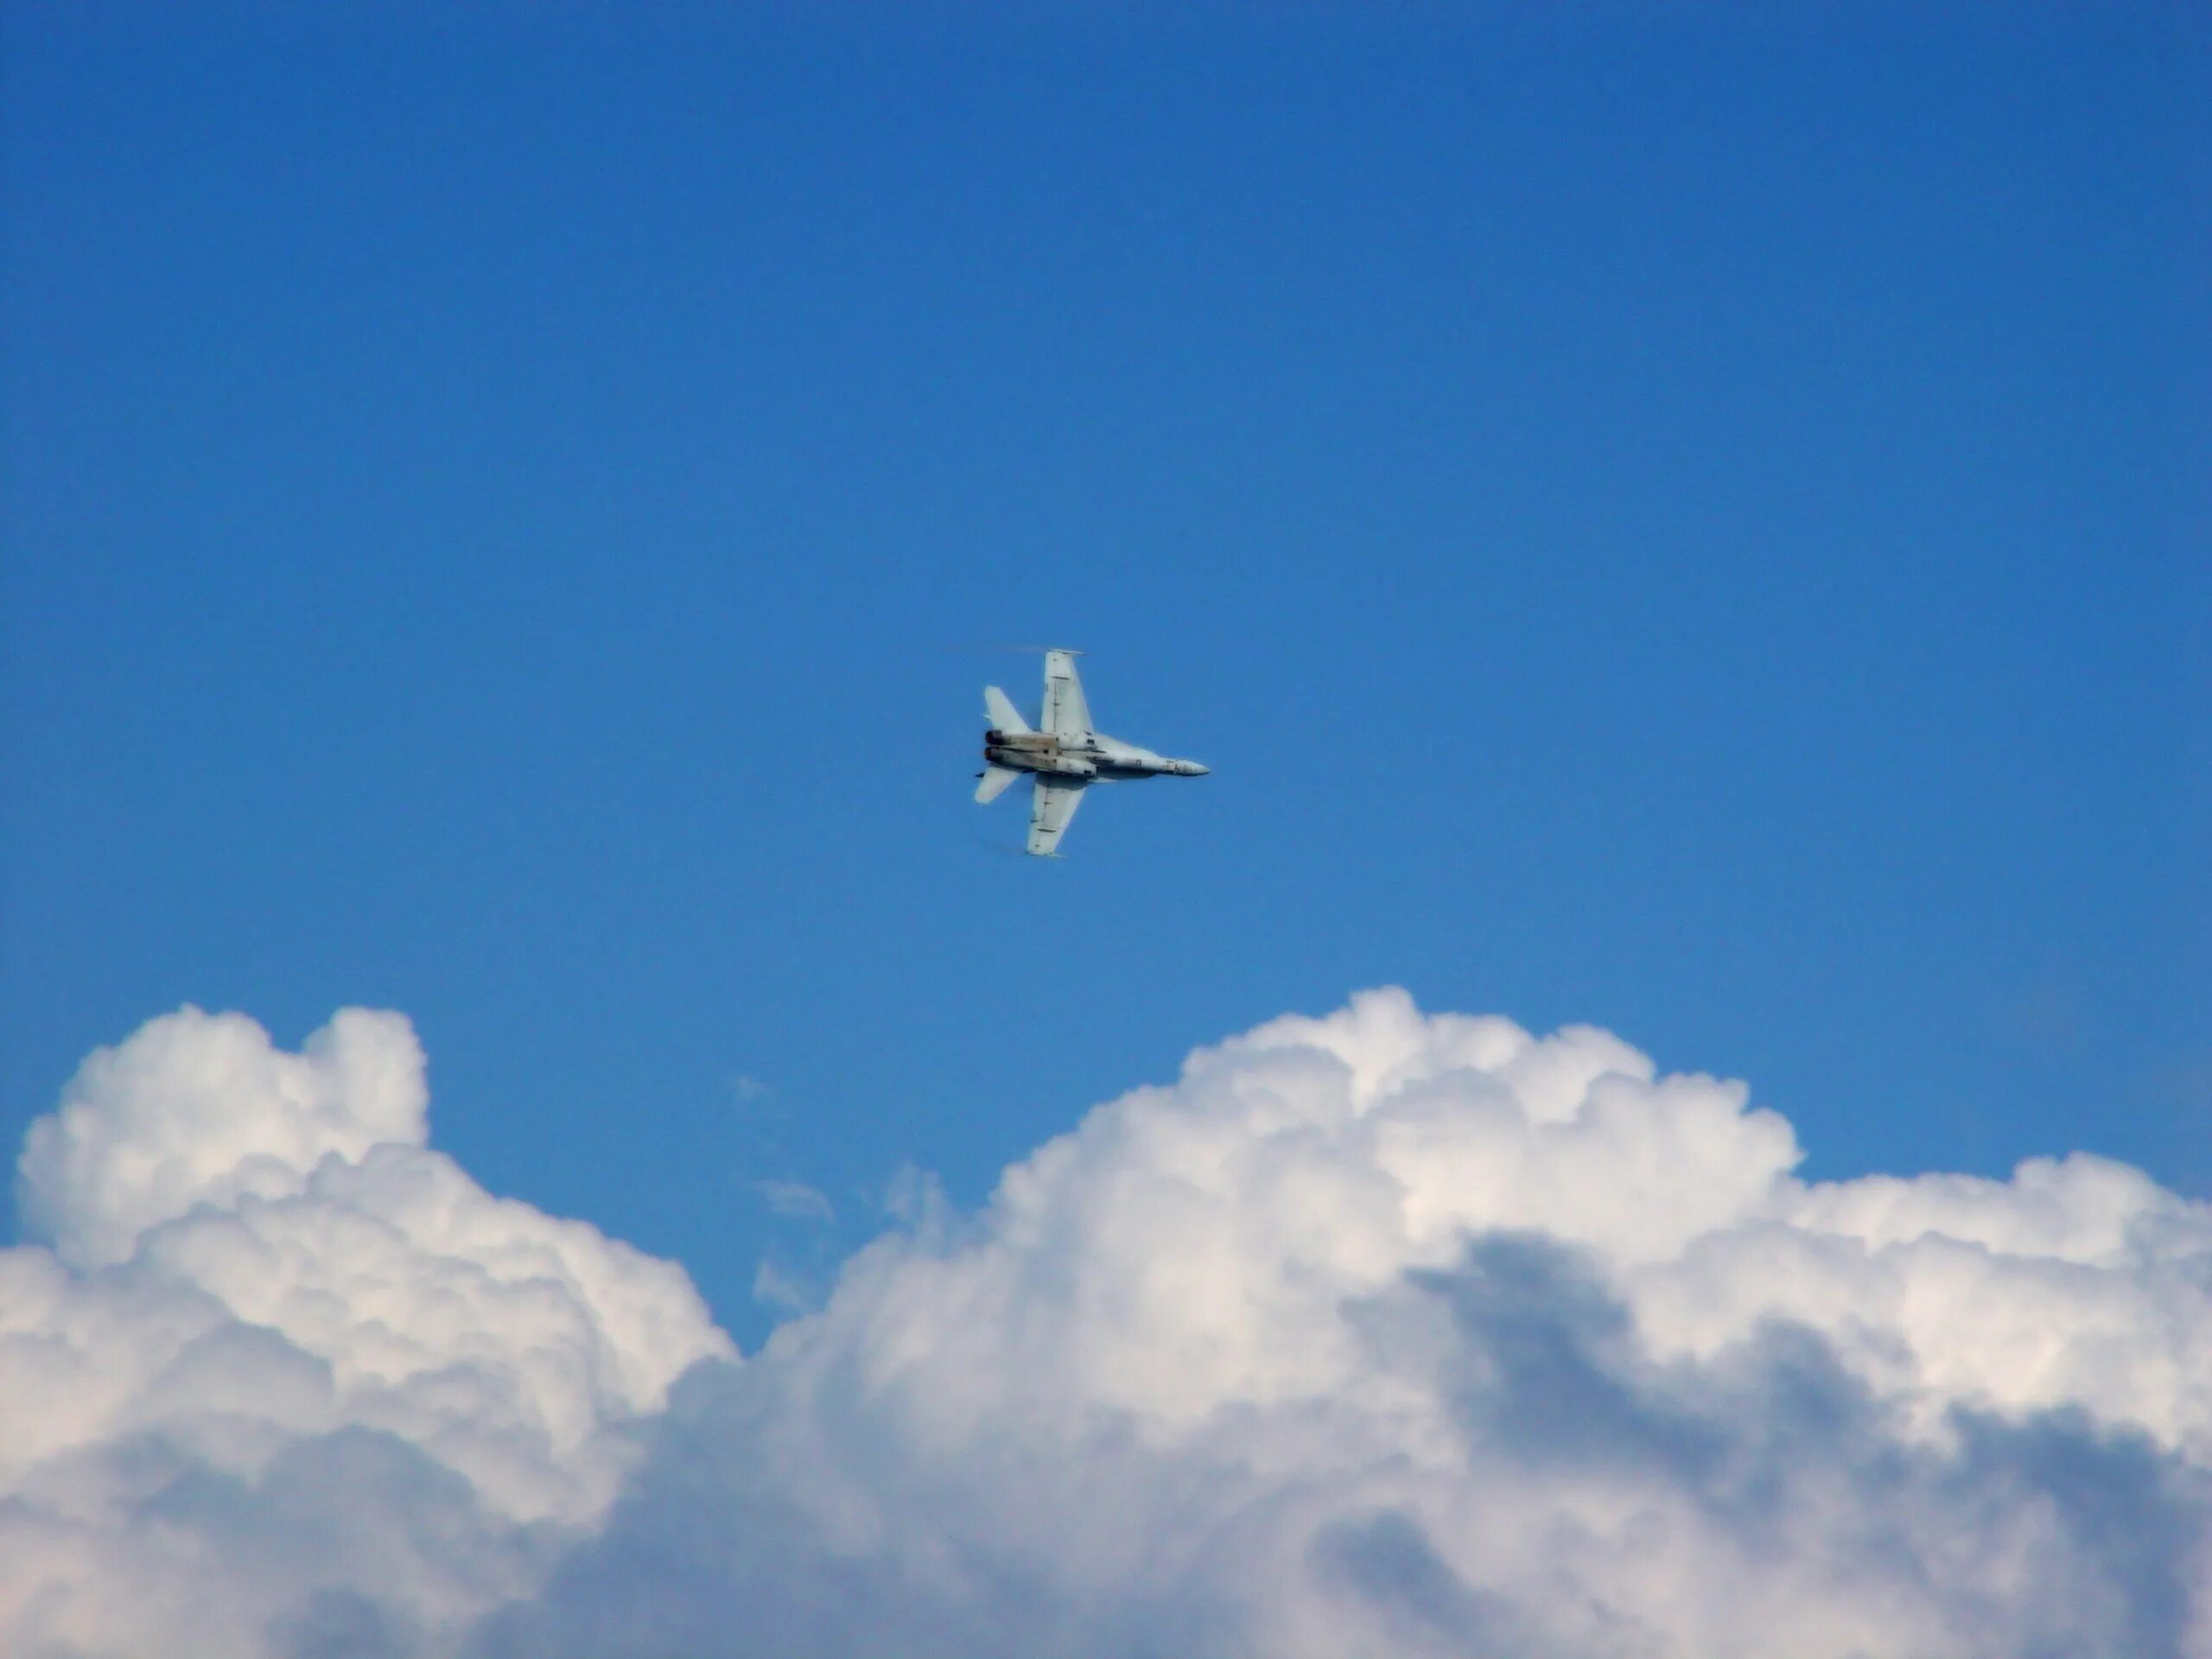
[976,650,1208,856]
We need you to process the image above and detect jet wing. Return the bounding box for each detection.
[1027,778,1086,856]
[1040,650,1092,739]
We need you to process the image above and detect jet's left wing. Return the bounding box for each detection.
[1027,779,1086,856]
[1040,650,1092,739]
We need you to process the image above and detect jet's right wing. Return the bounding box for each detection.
[1039,650,1092,740]
[1027,778,1086,856]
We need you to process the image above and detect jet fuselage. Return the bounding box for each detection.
[983,728,1207,781]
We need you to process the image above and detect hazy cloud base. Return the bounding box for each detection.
[7,993,2209,1657]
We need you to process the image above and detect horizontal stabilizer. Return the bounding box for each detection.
[975,765,1022,804]
[984,685,1030,734]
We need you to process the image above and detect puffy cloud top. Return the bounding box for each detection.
[3,1006,729,1659]
[7,991,2210,1658]
[21,1007,430,1270]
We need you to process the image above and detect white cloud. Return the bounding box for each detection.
[8,990,2212,1657]
[3,1006,730,1659]
[751,1256,817,1315]
[19,1007,429,1272]
[753,1178,836,1224]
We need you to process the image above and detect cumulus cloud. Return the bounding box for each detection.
[8,991,2212,1658]
[3,1007,730,1659]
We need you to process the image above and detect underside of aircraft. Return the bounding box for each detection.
[976,651,1206,856]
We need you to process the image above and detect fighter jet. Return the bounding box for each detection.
[976,650,1208,856]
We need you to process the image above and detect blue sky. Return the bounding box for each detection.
[6,2,2205,1348]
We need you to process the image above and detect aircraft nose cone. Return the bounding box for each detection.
[1185,760,1210,776]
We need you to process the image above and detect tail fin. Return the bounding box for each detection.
[975,765,1022,804]
[984,686,1030,734]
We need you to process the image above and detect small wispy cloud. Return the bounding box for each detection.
[753,1178,835,1224]
[881,1162,950,1238]
[752,1256,817,1314]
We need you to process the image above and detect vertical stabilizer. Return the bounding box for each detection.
[984,685,1030,734]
